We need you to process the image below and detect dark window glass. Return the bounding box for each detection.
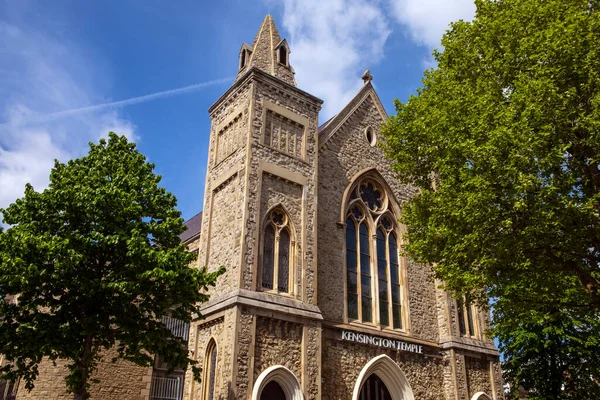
[359,374,392,400]
[346,218,358,320]
[278,229,290,292]
[457,298,467,335]
[261,380,286,400]
[377,228,389,326]
[279,46,287,65]
[347,293,358,320]
[207,342,217,400]
[466,294,475,336]
[262,225,275,290]
[240,50,246,68]
[389,233,402,329]
[359,223,372,322]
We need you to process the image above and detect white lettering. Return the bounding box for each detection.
[339,330,424,355]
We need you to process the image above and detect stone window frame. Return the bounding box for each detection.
[258,205,296,296]
[342,171,410,332]
[260,100,309,162]
[201,338,218,400]
[456,294,481,339]
[365,126,376,147]
[274,39,291,68]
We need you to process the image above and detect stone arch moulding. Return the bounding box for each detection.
[471,393,493,400]
[252,365,304,400]
[339,167,403,225]
[352,355,414,400]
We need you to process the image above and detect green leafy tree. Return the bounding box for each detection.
[495,302,600,399]
[382,0,600,395]
[0,133,224,400]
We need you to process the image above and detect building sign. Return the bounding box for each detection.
[340,330,424,354]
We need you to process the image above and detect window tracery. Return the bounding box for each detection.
[345,177,405,329]
[261,208,294,294]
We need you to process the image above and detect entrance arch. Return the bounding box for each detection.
[352,355,414,400]
[252,365,303,400]
[471,393,493,400]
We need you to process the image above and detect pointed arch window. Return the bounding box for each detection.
[261,208,294,294]
[202,340,217,400]
[345,177,406,329]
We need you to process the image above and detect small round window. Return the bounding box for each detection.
[365,126,376,146]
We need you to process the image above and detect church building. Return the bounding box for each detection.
[180,14,503,400]
[3,14,504,400]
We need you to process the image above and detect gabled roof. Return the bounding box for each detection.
[179,211,202,243]
[318,82,388,148]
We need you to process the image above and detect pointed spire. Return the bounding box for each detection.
[235,15,296,86]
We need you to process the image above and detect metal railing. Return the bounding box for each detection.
[150,376,182,400]
[161,316,189,340]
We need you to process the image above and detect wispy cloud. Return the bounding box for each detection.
[2,77,233,129]
[0,17,135,215]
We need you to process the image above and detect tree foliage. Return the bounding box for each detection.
[382,0,600,395]
[496,303,600,399]
[0,133,223,399]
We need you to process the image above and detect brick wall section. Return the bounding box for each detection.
[16,347,152,400]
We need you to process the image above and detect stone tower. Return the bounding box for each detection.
[184,15,323,400]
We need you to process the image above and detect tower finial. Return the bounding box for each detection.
[362,70,373,85]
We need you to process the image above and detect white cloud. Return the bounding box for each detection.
[278,0,475,119]
[0,18,134,217]
[388,0,476,48]
[281,0,391,118]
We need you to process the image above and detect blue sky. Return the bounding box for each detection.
[0,0,475,222]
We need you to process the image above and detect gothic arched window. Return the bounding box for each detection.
[261,208,294,294]
[345,177,405,329]
[202,340,217,400]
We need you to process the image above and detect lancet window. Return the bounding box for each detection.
[457,294,479,338]
[202,340,217,400]
[261,207,294,294]
[345,177,405,329]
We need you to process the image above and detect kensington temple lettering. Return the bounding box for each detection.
[340,330,424,354]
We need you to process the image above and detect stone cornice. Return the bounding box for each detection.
[193,288,324,321]
[209,67,323,115]
[439,338,500,356]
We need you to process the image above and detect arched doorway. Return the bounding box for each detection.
[260,380,286,400]
[359,374,392,400]
[352,355,414,400]
[252,365,303,400]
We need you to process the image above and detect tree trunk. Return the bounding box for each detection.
[72,335,94,400]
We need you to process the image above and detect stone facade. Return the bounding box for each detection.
[4,14,504,400]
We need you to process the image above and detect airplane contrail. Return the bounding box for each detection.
[0,76,233,127]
